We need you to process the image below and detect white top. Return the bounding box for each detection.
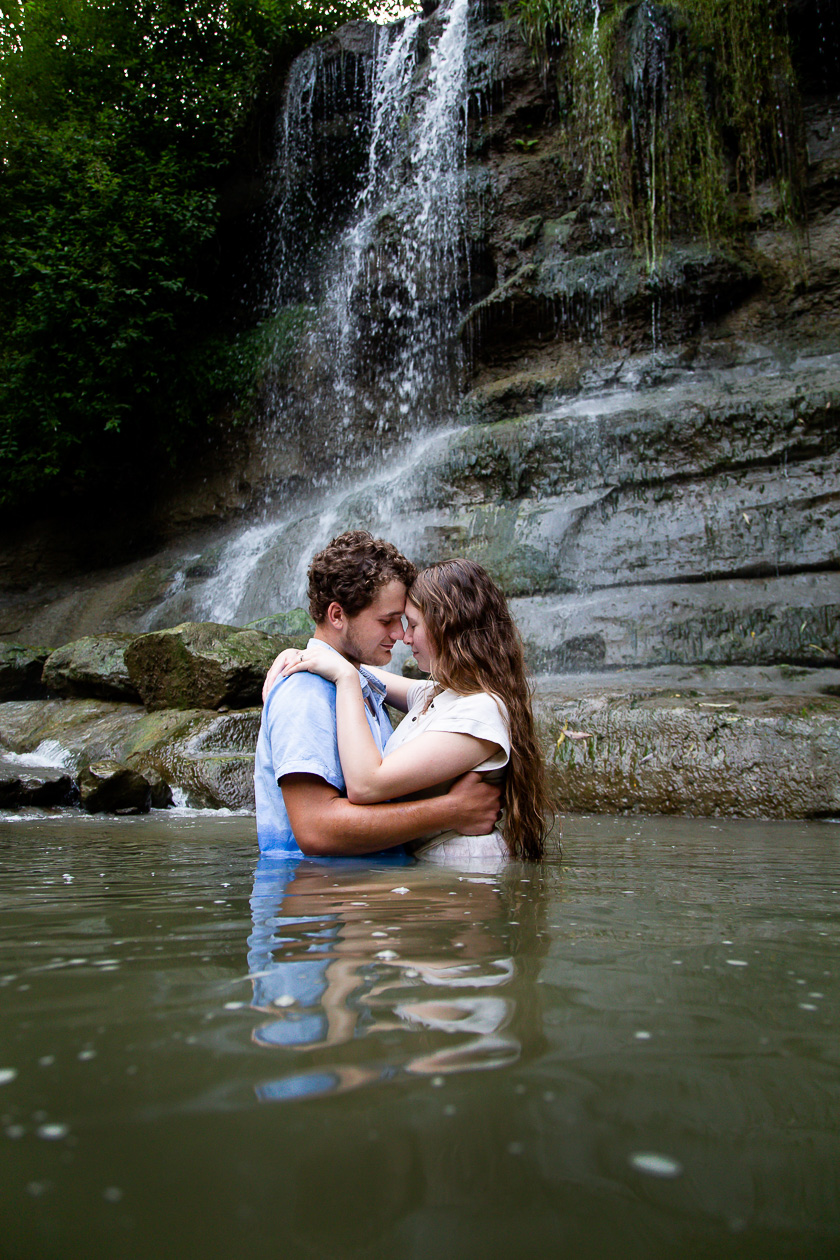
[385,681,510,771]
[384,681,511,868]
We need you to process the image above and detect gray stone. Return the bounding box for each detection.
[124,622,283,711]
[43,634,140,702]
[536,683,840,819]
[512,573,840,672]
[0,698,257,811]
[78,760,152,815]
[0,764,76,808]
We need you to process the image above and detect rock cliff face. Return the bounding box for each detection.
[0,0,838,675]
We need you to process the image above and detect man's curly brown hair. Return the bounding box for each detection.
[308,530,417,624]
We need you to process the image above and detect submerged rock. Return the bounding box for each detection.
[0,765,77,808]
[42,633,140,702]
[124,622,282,711]
[78,760,152,815]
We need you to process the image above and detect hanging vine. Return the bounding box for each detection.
[514,0,805,269]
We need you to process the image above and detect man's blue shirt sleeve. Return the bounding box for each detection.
[264,672,343,789]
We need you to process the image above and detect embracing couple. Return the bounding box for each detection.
[255,530,551,864]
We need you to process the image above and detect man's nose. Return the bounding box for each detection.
[392,623,405,642]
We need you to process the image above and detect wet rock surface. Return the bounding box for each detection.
[78,760,153,815]
[0,763,77,808]
[1,665,838,818]
[537,667,840,819]
[42,632,141,702]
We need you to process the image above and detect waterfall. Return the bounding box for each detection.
[183,0,474,626]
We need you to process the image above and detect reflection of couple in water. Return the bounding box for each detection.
[248,856,551,1101]
[255,530,552,866]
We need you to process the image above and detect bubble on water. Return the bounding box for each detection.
[404,969,418,978]
[37,1123,69,1140]
[0,1069,17,1085]
[443,1104,457,1116]
[78,1050,96,1061]
[634,1031,652,1041]
[507,1141,524,1156]
[103,1187,124,1203]
[799,1003,818,1011]
[62,874,73,883]
[629,1152,683,1178]
[273,995,295,1008]
[809,992,824,999]
[27,1181,50,1197]
[5,1124,25,1139]
[371,932,388,938]
[391,887,410,895]
[431,1076,445,1088]
[375,950,399,961]
[224,1001,246,1010]
[726,959,748,967]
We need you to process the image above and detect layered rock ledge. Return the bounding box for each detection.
[1,664,838,819]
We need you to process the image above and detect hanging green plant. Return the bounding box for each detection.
[513,0,805,268]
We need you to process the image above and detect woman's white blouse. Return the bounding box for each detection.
[384,680,511,774]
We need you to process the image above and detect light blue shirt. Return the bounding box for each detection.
[254,639,400,856]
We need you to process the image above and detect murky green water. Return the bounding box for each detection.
[1,811,838,1259]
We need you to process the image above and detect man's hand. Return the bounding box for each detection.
[445,771,502,835]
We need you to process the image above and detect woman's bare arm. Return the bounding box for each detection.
[282,647,500,804]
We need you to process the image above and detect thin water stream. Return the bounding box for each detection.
[1,812,838,1258]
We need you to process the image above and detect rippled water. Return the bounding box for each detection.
[1,812,838,1259]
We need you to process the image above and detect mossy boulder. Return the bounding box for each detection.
[0,644,51,700]
[124,622,282,711]
[42,633,140,702]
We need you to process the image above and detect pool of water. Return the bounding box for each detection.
[1,811,838,1259]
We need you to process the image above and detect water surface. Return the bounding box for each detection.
[1,812,838,1258]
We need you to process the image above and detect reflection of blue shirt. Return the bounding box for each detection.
[254,640,396,856]
[248,851,407,1101]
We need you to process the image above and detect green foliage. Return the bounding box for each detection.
[0,0,371,509]
[514,0,804,268]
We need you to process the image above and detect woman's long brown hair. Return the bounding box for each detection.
[408,559,552,860]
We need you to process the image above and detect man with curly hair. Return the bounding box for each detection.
[255,530,501,856]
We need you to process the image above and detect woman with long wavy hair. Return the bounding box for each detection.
[277,558,552,864]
